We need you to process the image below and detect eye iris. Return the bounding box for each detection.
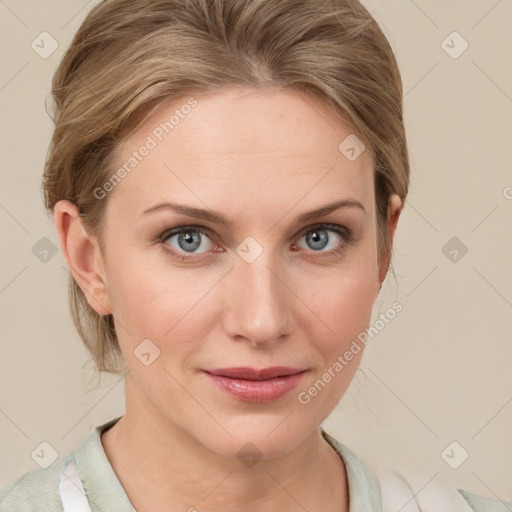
[306,229,329,250]
[178,230,201,252]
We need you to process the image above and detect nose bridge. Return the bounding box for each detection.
[224,245,291,345]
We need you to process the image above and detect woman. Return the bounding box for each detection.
[0,0,507,510]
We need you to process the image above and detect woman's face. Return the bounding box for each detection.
[94,87,397,459]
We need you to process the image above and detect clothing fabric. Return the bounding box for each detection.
[0,416,510,511]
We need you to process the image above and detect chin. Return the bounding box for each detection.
[193,418,312,462]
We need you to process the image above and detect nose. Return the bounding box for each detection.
[222,251,293,348]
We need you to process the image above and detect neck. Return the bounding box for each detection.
[101,375,349,512]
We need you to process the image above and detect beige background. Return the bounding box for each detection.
[1,0,511,503]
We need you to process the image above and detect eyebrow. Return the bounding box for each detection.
[141,198,366,228]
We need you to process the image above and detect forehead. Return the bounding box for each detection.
[108,87,374,222]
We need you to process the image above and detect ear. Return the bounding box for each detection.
[54,200,112,315]
[378,194,402,286]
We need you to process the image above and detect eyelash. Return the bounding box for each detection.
[157,223,354,263]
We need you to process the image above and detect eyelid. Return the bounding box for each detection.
[295,222,350,239]
[159,224,215,241]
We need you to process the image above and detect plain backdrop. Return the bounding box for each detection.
[1,0,511,502]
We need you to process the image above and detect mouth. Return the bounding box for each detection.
[202,367,308,403]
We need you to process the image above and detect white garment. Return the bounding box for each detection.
[58,459,92,512]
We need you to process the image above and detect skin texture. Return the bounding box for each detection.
[54,87,402,512]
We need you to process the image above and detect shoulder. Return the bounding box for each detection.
[320,429,511,512]
[1,416,126,512]
[378,468,512,512]
[0,455,69,512]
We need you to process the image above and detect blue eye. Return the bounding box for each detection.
[161,227,215,260]
[158,223,352,262]
[297,225,349,253]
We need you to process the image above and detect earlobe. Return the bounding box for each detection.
[53,200,112,316]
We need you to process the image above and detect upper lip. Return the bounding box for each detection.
[204,367,307,381]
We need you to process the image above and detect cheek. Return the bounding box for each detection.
[105,251,220,348]
[292,265,377,416]
[304,242,379,330]
[309,274,376,356]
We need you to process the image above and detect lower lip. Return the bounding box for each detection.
[204,371,307,403]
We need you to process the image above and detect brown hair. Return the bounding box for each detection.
[43,0,410,375]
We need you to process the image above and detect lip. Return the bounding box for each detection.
[203,367,308,403]
[205,366,307,380]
